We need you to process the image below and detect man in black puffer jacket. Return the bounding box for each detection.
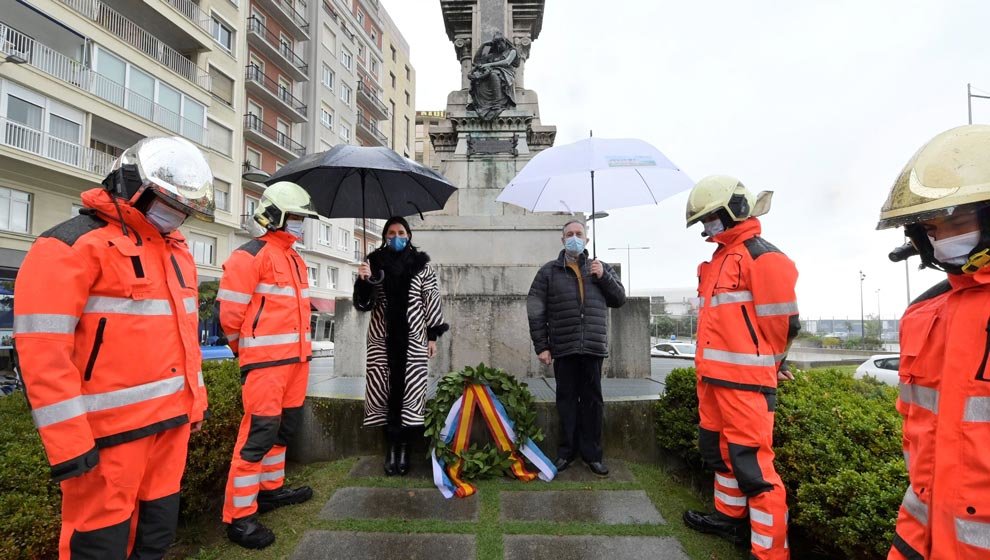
[527,220,626,476]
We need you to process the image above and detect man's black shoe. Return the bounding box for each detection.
[586,461,609,476]
[257,485,313,513]
[396,443,410,476]
[554,457,572,472]
[682,510,748,545]
[227,515,275,549]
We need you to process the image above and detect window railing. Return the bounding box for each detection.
[1,116,115,176]
[244,66,307,116]
[243,114,306,157]
[161,0,212,34]
[0,23,206,145]
[271,0,309,29]
[357,80,389,117]
[246,16,308,73]
[56,0,211,90]
[355,111,388,145]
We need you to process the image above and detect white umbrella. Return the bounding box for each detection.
[496,137,693,256]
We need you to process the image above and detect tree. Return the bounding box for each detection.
[651,313,676,338]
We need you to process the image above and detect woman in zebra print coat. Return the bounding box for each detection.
[354,216,448,476]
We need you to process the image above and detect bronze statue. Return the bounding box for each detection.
[467,32,519,121]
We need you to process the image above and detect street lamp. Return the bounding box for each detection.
[968,83,990,125]
[607,244,650,296]
[859,270,866,347]
[242,161,270,183]
[876,288,881,342]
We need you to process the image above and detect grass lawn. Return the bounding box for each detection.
[171,458,748,560]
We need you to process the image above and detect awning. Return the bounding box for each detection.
[310,297,335,314]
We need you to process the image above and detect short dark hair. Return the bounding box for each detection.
[561,220,585,234]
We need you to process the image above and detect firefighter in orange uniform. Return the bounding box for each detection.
[878,125,990,560]
[681,176,799,560]
[218,181,319,549]
[13,137,213,559]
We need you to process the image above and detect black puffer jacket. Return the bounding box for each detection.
[527,250,626,358]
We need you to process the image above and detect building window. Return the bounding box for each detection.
[319,223,332,245]
[243,195,259,228]
[275,160,285,171]
[246,147,262,169]
[367,242,375,255]
[328,267,338,289]
[188,233,217,265]
[357,11,364,24]
[340,228,350,248]
[405,65,411,80]
[404,91,410,106]
[214,179,230,211]
[371,31,377,43]
[390,44,396,62]
[0,187,30,233]
[322,64,335,90]
[340,123,351,142]
[321,106,334,130]
[341,48,352,71]
[370,58,379,76]
[308,265,318,284]
[322,25,336,53]
[405,116,411,150]
[208,119,232,156]
[211,15,233,52]
[209,65,234,106]
[389,72,396,89]
[341,83,352,105]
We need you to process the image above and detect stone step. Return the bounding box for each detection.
[319,487,478,521]
[500,490,664,525]
[291,531,475,560]
[503,535,690,560]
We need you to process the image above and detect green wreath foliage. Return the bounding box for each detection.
[424,363,544,480]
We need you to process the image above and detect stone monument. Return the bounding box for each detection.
[335,0,649,379]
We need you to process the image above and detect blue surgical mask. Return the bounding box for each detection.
[564,236,585,256]
[285,217,305,239]
[387,236,408,251]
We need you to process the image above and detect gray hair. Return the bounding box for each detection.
[561,220,586,234]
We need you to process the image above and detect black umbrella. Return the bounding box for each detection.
[265,145,457,282]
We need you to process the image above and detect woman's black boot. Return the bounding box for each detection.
[397,442,410,476]
[383,442,398,476]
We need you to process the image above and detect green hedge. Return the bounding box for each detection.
[0,360,243,560]
[656,367,906,560]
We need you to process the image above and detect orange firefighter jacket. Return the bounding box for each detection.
[218,229,312,373]
[13,188,206,481]
[894,267,990,555]
[695,218,800,391]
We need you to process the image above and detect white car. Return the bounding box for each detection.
[854,354,899,386]
[651,342,697,359]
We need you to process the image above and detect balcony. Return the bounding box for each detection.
[354,218,385,238]
[257,0,310,40]
[1,116,115,177]
[56,0,211,91]
[244,66,308,123]
[246,16,308,82]
[243,114,306,160]
[355,112,388,147]
[0,23,207,146]
[120,0,214,51]
[357,80,388,120]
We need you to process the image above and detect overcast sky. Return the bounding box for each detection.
[380,0,990,320]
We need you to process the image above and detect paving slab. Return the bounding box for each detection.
[319,487,478,521]
[553,459,636,483]
[291,531,475,560]
[348,455,433,480]
[503,535,690,560]
[500,490,664,524]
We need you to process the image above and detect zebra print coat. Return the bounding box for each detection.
[353,250,447,427]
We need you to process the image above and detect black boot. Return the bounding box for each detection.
[227,515,276,549]
[257,485,313,513]
[383,442,398,476]
[397,442,410,475]
[682,510,748,545]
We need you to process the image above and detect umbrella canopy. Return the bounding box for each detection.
[265,145,456,220]
[496,137,693,213]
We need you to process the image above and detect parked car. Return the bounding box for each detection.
[201,344,234,361]
[854,354,899,386]
[651,342,696,359]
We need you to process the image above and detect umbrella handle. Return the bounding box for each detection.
[367,270,385,285]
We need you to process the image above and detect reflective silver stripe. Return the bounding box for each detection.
[84,296,172,316]
[705,349,776,367]
[902,486,928,526]
[227,333,239,342]
[262,452,286,466]
[239,333,301,348]
[255,283,296,296]
[184,297,197,313]
[750,507,774,527]
[260,469,285,482]
[964,397,990,422]
[85,375,185,413]
[217,289,251,304]
[714,489,747,507]
[903,450,910,470]
[300,288,311,298]
[31,396,86,428]
[710,291,753,307]
[755,301,799,316]
[233,474,260,488]
[14,314,78,335]
[305,332,312,342]
[233,493,257,508]
[900,384,939,414]
[715,473,739,489]
[751,530,773,549]
[957,518,990,550]
[31,375,184,428]
[197,371,205,387]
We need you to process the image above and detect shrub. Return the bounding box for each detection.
[0,360,243,559]
[656,367,905,560]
